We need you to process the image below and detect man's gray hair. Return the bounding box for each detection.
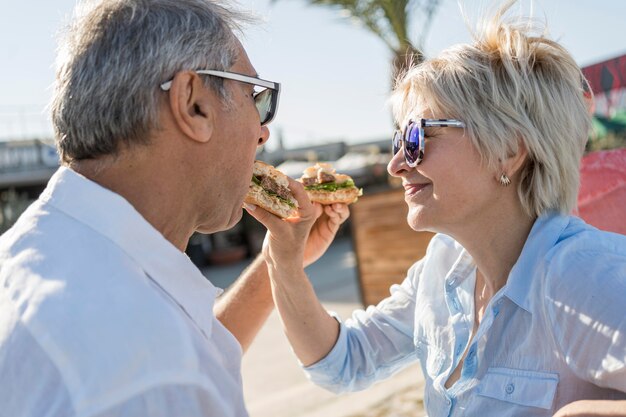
[51,0,253,163]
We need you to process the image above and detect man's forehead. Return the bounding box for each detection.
[232,43,258,77]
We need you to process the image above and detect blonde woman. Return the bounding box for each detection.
[247,1,626,416]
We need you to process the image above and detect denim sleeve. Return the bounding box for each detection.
[545,233,626,392]
[303,261,423,393]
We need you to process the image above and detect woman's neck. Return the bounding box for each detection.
[452,203,536,299]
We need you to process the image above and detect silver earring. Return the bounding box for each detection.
[499,173,511,186]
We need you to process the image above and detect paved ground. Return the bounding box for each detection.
[202,236,426,417]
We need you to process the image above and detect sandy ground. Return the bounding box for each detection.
[203,236,426,417]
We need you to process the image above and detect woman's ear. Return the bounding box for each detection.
[501,139,529,180]
[167,71,215,143]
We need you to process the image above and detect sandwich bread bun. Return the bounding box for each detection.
[298,162,362,205]
[245,161,299,218]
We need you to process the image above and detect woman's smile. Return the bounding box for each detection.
[403,181,431,198]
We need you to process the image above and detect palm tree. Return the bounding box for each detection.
[274,0,442,83]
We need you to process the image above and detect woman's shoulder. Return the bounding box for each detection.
[543,214,626,295]
[548,215,626,262]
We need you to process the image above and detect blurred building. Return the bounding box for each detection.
[582,53,626,151]
[0,140,59,234]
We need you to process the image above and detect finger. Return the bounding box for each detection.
[286,177,316,220]
[311,202,324,220]
[244,203,285,230]
[325,203,349,218]
[333,204,350,222]
[324,204,340,220]
[321,206,344,231]
[281,202,322,224]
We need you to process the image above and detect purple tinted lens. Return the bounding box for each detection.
[392,131,402,155]
[404,123,421,165]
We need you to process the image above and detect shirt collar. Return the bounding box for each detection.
[40,166,221,338]
[504,212,570,312]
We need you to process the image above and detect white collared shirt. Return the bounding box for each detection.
[305,213,626,417]
[0,167,247,417]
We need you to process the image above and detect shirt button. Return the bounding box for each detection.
[505,383,515,394]
[446,398,452,405]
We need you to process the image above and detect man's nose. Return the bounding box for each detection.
[257,125,270,146]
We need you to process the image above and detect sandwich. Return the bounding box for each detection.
[245,160,299,218]
[298,162,362,205]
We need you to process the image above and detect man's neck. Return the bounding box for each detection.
[70,148,196,252]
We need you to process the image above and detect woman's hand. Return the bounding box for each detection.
[243,177,344,365]
[244,177,349,270]
[303,203,350,267]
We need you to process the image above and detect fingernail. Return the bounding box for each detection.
[243,203,256,211]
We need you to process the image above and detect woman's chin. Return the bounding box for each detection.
[407,209,431,232]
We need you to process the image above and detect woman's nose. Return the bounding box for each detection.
[387,146,408,178]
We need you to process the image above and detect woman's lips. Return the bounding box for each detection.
[403,183,430,197]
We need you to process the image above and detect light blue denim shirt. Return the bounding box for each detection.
[305,213,626,416]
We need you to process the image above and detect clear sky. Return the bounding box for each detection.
[1,0,626,149]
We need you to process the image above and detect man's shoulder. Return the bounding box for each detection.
[0,199,207,396]
[0,198,147,294]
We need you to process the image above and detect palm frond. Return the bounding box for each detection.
[272,0,443,74]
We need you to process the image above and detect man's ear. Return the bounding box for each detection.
[167,71,215,143]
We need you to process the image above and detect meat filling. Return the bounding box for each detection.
[318,172,336,184]
[301,177,317,187]
[302,172,337,187]
[259,175,292,201]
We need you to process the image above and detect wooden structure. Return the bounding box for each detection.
[351,188,434,306]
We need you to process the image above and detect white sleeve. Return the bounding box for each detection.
[303,260,423,393]
[86,383,247,417]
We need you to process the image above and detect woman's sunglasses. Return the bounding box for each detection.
[160,69,281,126]
[392,118,466,167]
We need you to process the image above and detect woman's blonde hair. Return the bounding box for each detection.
[391,0,591,217]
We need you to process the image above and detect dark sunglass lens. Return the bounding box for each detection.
[254,88,272,124]
[404,124,421,165]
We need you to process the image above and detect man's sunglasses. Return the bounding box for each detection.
[160,70,281,126]
[392,118,466,167]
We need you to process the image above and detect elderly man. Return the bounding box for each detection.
[0,1,346,416]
